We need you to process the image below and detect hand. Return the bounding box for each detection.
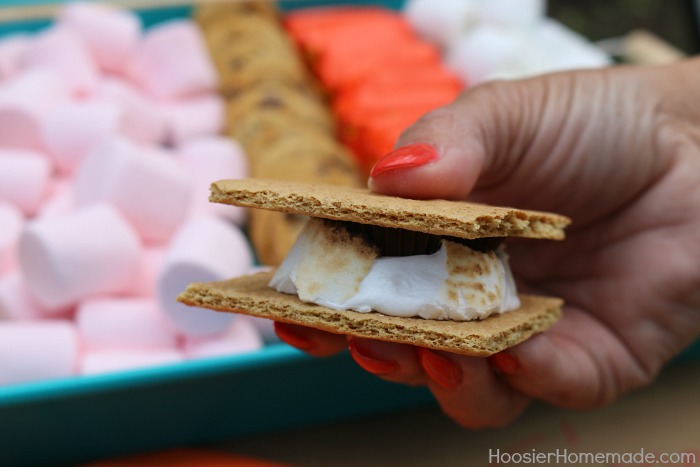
[274,59,700,428]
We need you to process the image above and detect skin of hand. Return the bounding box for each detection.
[274,58,700,428]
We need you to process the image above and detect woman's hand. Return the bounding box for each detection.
[275,59,700,428]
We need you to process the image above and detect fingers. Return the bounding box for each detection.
[342,309,647,427]
[274,322,347,357]
[418,348,531,428]
[347,337,426,386]
[343,336,531,428]
[274,325,429,386]
[275,310,649,422]
[488,308,652,409]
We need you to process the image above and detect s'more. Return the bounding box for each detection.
[178,178,570,357]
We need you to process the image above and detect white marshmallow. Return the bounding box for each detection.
[133,247,165,297]
[0,149,51,216]
[19,204,142,310]
[0,35,31,80]
[58,2,141,74]
[94,77,166,145]
[0,272,46,321]
[446,24,529,85]
[76,298,178,351]
[447,19,609,84]
[41,101,121,175]
[271,218,376,307]
[0,321,79,386]
[0,69,70,150]
[81,349,183,375]
[271,218,520,321]
[21,27,99,96]
[525,19,610,74]
[73,138,192,244]
[176,136,248,225]
[157,216,253,337]
[162,94,224,145]
[0,202,23,276]
[404,0,480,48]
[183,317,263,360]
[477,0,546,29]
[127,21,217,98]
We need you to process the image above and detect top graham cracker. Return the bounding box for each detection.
[210,178,570,240]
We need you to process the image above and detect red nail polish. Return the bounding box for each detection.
[348,338,398,375]
[418,348,462,389]
[274,322,316,351]
[489,352,520,375]
[369,143,439,178]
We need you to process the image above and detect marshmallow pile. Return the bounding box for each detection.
[0,3,269,387]
[271,218,520,321]
[404,0,611,85]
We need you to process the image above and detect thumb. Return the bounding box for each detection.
[367,76,559,203]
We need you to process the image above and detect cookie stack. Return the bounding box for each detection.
[196,1,360,266]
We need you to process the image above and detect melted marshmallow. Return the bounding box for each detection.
[269,218,520,321]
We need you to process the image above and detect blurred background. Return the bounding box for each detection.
[0,1,699,466]
[550,0,699,54]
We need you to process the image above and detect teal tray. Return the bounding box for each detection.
[0,344,434,467]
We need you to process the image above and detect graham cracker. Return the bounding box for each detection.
[178,272,563,357]
[210,178,571,240]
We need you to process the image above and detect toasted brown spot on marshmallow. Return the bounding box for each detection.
[295,218,378,304]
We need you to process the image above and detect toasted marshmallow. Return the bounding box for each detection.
[270,218,520,321]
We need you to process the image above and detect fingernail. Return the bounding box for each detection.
[418,348,462,389]
[488,352,520,375]
[274,322,316,351]
[369,143,439,178]
[348,337,399,375]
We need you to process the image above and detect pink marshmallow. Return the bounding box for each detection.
[157,216,253,337]
[73,138,192,244]
[18,204,143,310]
[58,2,141,74]
[162,94,224,145]
[0,321,79,386]
[21,27,99,97]
[0,272,46,321]
[127,21,217,98]
[0,149,51,216]
[94,77,166,145]
[41,101,121,175]
[0,69,70,150]
[176,136,248,225]
[0,35,31,80]
[0,202,23,276]
[183,317,263,360]
[133,247,165,297]
[76,298,178,351]
[81,349,183,375]
[37,177,74,219]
